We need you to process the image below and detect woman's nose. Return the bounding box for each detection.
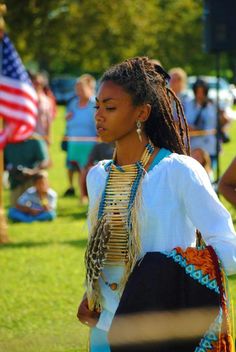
[95,108,103,121]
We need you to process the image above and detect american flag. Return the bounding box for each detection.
[0,34,38,149]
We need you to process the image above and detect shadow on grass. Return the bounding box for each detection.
[62,239,87,248]
[0,238,87,250]
[57,210,87,220]
[0,241,52,250]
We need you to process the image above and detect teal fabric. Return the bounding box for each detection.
[148,148,172,172]
[67,141,96,168]
[90,327,111,352]
[4,138,48,189]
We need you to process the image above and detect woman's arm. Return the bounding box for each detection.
[218,158,236,207]
[179,157,236,275]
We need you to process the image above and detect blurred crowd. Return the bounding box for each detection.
[3,63,236,224]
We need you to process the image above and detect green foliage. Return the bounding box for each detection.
[0,107,235,351]
[4,0,235,78]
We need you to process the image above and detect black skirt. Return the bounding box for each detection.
[108,250,228,352]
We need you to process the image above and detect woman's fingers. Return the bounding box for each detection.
[77,298,100,327]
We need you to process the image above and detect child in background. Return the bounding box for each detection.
[8,171,57,223]
[191,147,214,182]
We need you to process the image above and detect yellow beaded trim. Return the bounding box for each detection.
[101,142,154,265]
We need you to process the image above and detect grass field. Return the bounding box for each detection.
[0,106,236,352]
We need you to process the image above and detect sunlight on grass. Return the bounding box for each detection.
[0,107,236,351]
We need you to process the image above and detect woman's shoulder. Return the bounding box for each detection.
[86,160,110,197]
[148,153,213,198]
[169,153,201,168]
[152,152,202,172]
[169,153,213,188]
[151,153,209,183]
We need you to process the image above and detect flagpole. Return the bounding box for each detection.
[0,3,9,244]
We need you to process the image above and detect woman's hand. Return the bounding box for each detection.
[77,296,100,327]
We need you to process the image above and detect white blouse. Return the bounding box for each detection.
[86,152,236,331]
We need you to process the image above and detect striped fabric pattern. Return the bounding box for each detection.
[0,34,38,148]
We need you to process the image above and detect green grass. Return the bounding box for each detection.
[0,107,236,352]
[0,107,89,352]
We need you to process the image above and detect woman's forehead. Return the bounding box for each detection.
[96,81,131,102]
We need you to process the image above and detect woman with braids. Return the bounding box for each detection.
[77,57,236,351]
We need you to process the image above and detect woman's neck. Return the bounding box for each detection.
[115,133,151,166]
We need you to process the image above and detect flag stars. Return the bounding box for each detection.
[2,34,31,84]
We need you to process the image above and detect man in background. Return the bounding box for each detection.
[169,67,189,109]
[4,134,49,207]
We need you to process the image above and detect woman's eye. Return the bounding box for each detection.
[93,106,116,111]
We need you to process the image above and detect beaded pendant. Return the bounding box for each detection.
[97,141,155,265]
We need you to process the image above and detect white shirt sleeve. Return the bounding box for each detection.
[48,189,57,210]
[17,190,30,206]
[178,157,236,276]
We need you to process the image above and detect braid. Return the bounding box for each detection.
[101,57,190,155]
[167,87,191,156]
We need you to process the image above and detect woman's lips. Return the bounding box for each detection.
[96,126,106,133]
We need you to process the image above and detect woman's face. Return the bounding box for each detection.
[194,86,207,103]
[170,73,184,95]
[95,81,143,143]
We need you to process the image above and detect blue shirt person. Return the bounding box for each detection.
[63,74,97,203]
[8,171,57,223]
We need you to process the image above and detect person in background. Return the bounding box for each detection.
[218,157,236,207]
[32,73,54,146]
[8,171,57,223]
[185,78,225,170]
[41,72,57,121]
[169,67,189,109]
[63,74,97,204]
[4,134,49,207]
[80,142,115,199]
[191,147,214,182]
[86,142,115,168]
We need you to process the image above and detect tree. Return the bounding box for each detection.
[4,0,234,80]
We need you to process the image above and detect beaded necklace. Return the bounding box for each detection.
[86,140,155,310]
[97,141,154,264]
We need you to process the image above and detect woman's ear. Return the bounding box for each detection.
[138,104,151,122]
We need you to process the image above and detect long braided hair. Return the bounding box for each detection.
[101,56,190,155]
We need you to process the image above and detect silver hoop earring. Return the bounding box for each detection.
[136,121,142,142]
